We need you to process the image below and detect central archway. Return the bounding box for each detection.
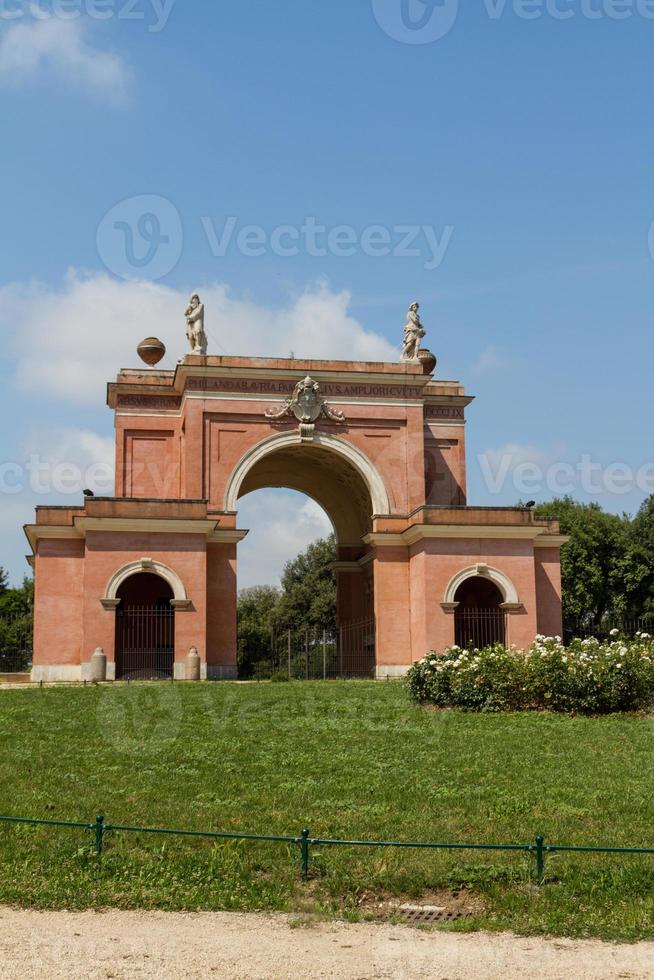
[228,433,388,677]
[225,432,389,544]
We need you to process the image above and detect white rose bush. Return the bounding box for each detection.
[406,633,654,714]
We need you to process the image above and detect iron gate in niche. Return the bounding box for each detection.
[115,604,175,680]
[454,607,507,649]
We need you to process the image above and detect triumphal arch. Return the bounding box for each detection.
[26,301,566,681]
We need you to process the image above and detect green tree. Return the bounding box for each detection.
[619,495,654,618]
[0,576,33,619]
[0,575,33,670]
[0,567,8,595]
[274,534,337,633]
[237,585,281,677]
[534,497,629,625]
[235,535,337,676]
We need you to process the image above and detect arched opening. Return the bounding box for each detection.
[115,572,175,680]
[454,577,506,649]
[230,438,382,679]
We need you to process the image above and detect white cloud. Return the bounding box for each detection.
[0,495,37,585]
[0,426,115,585]
[237,490,333,589]
[471,344,507,376]
[0,17,130,103]
[1,272,398,405]
[24,425,115,495]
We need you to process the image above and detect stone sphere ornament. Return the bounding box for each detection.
[137,337,166,366]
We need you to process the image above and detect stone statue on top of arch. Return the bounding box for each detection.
[401,302,426,361]
[185,293,208,356]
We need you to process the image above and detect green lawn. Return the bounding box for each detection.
[0,681,653,940]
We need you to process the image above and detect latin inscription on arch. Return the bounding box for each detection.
[185,378,425,400]
[425,406,465,420]
[117,396,183,410]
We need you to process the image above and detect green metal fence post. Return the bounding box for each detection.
[300,827,310,881]
[535,834,545,885]
[94,814,105,855]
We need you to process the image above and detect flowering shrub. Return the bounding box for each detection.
[406,632,654,714]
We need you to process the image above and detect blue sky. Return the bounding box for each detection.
[1,0,653,586]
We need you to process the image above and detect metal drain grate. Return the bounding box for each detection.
[399,904,471,923]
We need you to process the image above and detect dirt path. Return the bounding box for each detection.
[0,907,652,979]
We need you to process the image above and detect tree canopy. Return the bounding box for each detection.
[535,495,654,625]
[236,535,336,675]
[0,575,33,619]
[0,575,34,667]
[274,535,337,633]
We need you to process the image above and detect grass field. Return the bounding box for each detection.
[0,681,653,940]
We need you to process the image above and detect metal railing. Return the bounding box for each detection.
[115,605,175,680]
[1,811,653,886]
[564,616,654,644]
[246,619,376,681]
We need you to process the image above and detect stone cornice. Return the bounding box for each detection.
[77,517,219,536]
[207,530,250,544]
[107,356,472,410]
[364,525,568,547]
[329,561,364,574]
[23,517,240,554]
[23,524,83,553]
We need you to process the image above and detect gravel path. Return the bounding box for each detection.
[0,907,652,979]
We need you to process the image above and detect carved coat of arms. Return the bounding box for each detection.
[265,376,345,440]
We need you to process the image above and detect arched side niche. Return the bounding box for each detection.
[441,563,522,612]
[224,432,391,546]
[101,558,191,610]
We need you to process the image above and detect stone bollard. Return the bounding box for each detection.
[185,647,201,681]
[90,647,107,682]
